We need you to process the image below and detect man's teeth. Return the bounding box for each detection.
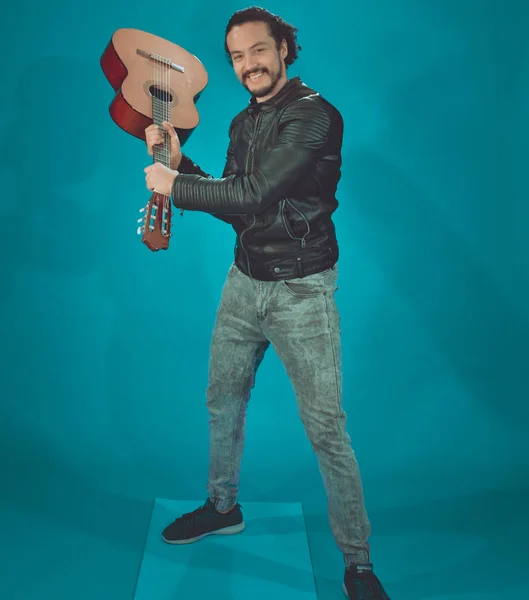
[249,72,263,80]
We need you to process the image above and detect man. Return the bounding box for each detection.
[144,7,390,599]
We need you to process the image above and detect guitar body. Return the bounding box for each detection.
[100,28,208,250]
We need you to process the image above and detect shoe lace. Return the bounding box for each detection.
[181,504,209,524]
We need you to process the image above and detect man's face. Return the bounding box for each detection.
[226,21,288,102]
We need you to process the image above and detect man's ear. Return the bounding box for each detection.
[280,39,288,60]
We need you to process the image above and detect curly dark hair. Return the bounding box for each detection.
[224,6,302,68]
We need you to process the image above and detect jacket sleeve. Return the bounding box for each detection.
[177,154,212,177]
[171,99,331,215]
[177,140,239,223]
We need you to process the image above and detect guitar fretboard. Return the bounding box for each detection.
[152,92,171,169]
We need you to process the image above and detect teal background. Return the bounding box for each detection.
[1,1,528,599]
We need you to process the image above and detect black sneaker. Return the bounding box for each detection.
[162,499,245,544]
[343,563,391,599]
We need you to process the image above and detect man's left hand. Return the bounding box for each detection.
[144,163,179,196]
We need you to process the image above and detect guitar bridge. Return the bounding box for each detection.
[136,48,185,73]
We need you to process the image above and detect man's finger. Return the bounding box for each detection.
[162,121,176,136]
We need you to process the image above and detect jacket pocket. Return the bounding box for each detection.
[280,199,311,248]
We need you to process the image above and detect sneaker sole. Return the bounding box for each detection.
[162,521,246,545]
[342,582,349,597]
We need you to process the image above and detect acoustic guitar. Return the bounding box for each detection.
[100,28,208,251]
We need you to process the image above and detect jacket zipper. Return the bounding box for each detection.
[239,112,262,279]
[281,199,311,248]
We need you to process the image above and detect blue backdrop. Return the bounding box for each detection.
[1,1,528,599]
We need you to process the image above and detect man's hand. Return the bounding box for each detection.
[144,163,179,197]
[145,121,182,170]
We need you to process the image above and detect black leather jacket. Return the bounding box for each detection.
[172,76,343,281]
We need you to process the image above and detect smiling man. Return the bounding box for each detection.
[230,20,288,101]
[144,7,390,600]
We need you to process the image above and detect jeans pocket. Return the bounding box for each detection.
[283,266,337,298]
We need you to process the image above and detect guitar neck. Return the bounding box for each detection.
[152,93,171,168]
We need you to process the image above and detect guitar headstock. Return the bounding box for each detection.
[137,192,172,251]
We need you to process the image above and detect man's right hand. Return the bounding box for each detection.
[145,121,182,170]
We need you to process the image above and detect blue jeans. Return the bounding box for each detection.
[205,262,371,566]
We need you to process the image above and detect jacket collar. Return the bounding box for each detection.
[248,76,303,111]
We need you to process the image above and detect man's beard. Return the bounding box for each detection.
[243,63,283,97]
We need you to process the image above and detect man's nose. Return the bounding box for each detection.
[243,55,257,73]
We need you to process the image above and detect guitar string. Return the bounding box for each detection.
[161,52,169,226]
[166,55,171,218]
[156,53,161,231]
[156,53,159,232]
[160,52,166,231]
[158,53,164,231]
[151,53,156,234]
[166,54,170,208]
[163,53,170,219]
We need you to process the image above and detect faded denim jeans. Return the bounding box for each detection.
[205,261,371,566]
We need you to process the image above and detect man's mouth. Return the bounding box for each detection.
[247,70,265,82]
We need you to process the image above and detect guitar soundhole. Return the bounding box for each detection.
[149,85,173,103]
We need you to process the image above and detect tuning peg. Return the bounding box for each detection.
[137,226,144,235]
